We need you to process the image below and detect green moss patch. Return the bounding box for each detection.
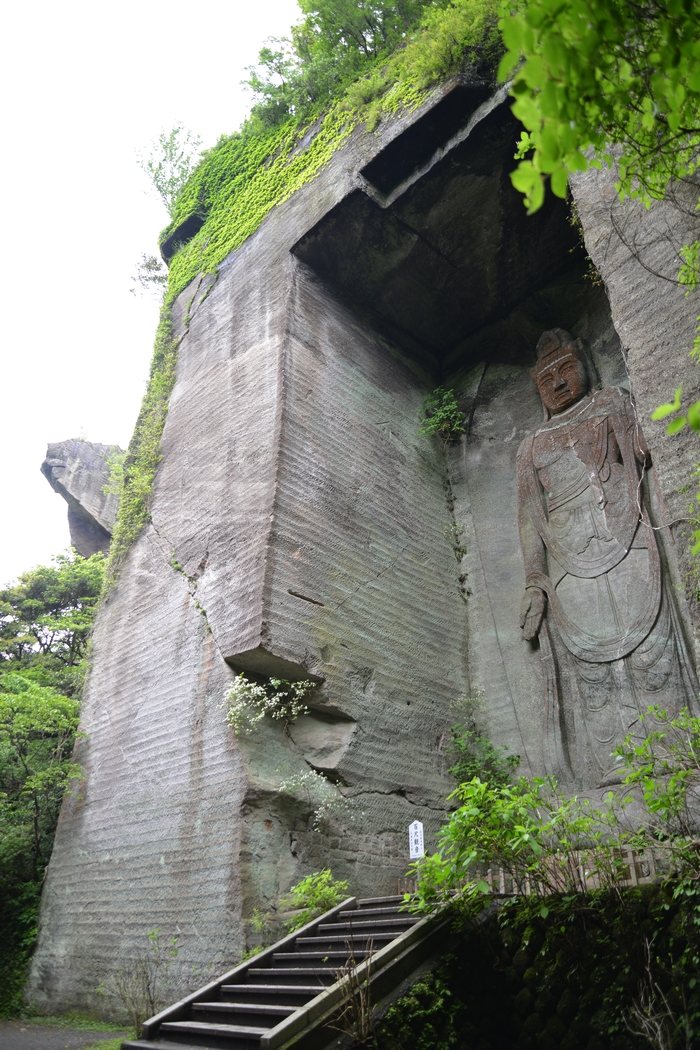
[104,311,177,588]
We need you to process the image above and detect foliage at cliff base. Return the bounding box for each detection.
[378,884,700,1049]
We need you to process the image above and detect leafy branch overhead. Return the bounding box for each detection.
[499,0,700,213]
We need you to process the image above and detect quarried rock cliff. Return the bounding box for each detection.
[28,77,700,1014]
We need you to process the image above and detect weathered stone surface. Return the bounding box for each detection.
[41,439,121,556]
[516,331,697,784]
[30,83,475,1012]
[447,171,700,785]
[445,287,625,779]
[28,531,241,1014]
[28,81,699,1011]
[570,168,700,621]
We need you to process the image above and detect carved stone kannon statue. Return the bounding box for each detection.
[517,329,698,783]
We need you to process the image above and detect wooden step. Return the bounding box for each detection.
[122,1041,212,1050]
[356,895,404,906]
[160,1019,267,1047]
[191,1002,295,1027]
[245,967,338,984]
[318,917,415,932]
[272,949,366,964]
[338,905,408,920]
[122,1041,211,1050]
[294,931,396,949]
[220,982,322,1003]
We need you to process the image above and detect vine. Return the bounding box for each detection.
[104,310,178,589]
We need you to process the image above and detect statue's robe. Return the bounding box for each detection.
[517,387,698,782]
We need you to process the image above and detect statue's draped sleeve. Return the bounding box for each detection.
[516,433,547,588]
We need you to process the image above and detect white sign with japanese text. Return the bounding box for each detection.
[408,820,425,860]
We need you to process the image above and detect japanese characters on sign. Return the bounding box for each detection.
[409,820,424,860]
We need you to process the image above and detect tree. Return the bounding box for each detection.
[0,551,104,694]
[245,0,443,126]
[0,674,80,881]
[498,0,700,213]
[139,125,203,217]
[0,552,103,1015]
[130,252,168,299]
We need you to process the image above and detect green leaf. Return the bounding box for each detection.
[550,166,568,198]
[501,16,525,53]
[666,416,688,436]
[686,400,700,432]
[498,51,520,81]
[651,387,683,420]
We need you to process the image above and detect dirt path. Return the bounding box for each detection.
[0,1020,128,1050]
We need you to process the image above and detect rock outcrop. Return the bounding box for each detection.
[41,439,121,556]
[27,80,700,1014]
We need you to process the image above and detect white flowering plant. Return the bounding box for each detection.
[225,674,314,736]
[278,769,361,832]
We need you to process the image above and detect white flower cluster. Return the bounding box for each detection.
[224,674,313,736]
[278,769,361,832]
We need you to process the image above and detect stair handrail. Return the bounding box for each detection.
[140,895,358,1039]
[259,905,452,1049]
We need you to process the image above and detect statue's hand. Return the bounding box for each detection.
[520,587,546,641]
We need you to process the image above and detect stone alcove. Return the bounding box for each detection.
[288,77,697,790]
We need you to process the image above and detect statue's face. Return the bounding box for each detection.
[535,352,588,414]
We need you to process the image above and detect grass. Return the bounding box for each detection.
[18,1013,126,1031]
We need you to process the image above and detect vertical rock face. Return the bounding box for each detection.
[41,439,121,556]
[569,169,700,620]
[28,83,699,1013]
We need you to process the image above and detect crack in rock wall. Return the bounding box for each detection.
[28,528,246,1012]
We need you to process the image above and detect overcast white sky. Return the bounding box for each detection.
[0,0,300,586]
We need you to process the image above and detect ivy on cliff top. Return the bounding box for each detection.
[106,0,500,586]
[163,0,500,303]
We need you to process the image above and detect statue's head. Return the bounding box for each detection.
[533,328,590,417]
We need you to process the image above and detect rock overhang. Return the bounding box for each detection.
[41,438,121,557]
[291,81,584,368]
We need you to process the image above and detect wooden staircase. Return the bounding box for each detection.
[121,894,432,1050]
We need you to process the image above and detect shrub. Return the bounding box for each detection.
[282,869,350,931]
[418,387,465,442]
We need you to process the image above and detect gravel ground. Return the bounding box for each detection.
[0,1020,128,1050]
